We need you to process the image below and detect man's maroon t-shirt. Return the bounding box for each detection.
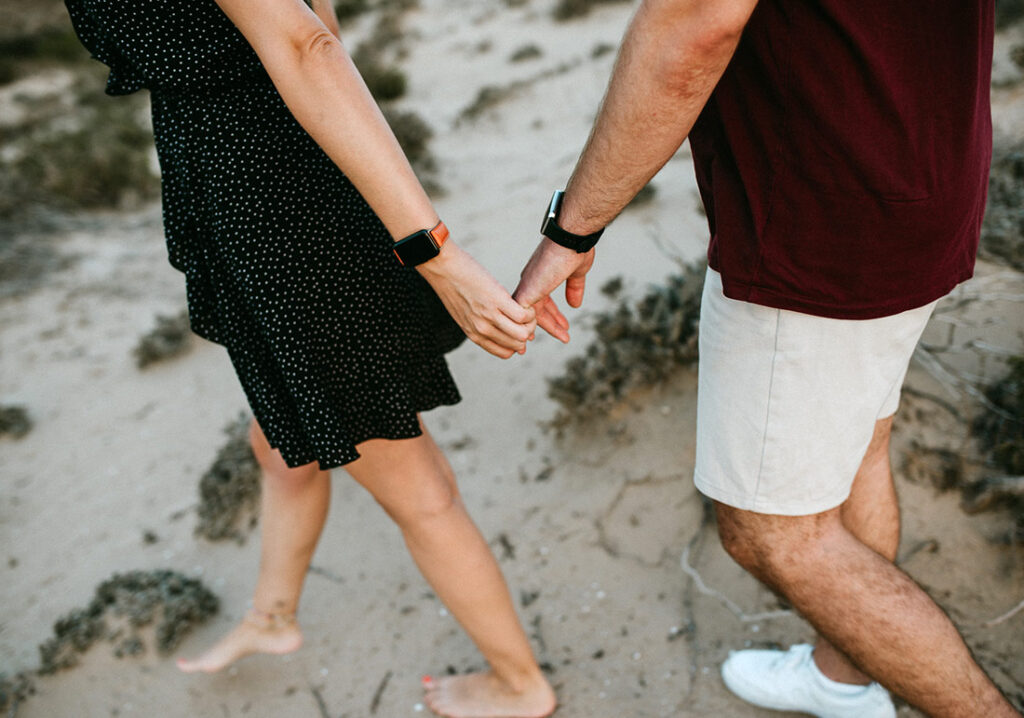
[689,1,994,319]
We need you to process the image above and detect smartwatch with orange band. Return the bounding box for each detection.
[392,220,449,267]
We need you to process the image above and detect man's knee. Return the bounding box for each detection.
[715,501,838,582]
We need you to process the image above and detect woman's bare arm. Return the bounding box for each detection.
[309,0,341,38]
[213,0,535,357]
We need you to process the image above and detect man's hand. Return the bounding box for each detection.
[417,241,537,359]
[512,238,595,343]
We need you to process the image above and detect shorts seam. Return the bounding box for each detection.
[752,307,781,507]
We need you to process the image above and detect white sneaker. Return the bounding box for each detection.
[721,643,896,718]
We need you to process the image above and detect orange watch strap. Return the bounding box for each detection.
[429,220,449,248]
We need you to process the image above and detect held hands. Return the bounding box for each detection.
[417,241,537,359]
[512,238,594,343]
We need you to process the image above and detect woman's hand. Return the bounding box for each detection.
[416,242,537,359]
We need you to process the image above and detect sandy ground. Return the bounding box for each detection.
[2,1,1024,716]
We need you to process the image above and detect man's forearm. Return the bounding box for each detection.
[559,0,757,235]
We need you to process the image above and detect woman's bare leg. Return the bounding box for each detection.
[177,419,330,673]
[344,420,555,718]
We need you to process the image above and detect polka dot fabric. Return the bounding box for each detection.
[65,0,467,469]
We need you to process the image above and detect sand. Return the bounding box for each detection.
[2,1,1023,716]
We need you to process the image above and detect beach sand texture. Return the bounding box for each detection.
[2,1,1023,716]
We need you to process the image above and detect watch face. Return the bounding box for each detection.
[393,229,440,266]
[542,190,563,232]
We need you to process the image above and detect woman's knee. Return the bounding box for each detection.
[377,471,460,529]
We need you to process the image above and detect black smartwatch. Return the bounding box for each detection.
[393,220,449,266]
[540,190,604,253]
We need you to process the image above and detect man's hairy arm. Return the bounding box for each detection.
[563,0,756,233]
[515,0,757,338]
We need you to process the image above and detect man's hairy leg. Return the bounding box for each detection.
[811,417,899,685]
[717,484,1018,716]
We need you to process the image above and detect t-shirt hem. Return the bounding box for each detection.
[711,264,972,320]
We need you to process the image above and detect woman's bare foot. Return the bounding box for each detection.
[423,670,556,718]
[176,609,302,674]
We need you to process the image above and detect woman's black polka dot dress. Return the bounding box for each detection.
[65,0,466,469]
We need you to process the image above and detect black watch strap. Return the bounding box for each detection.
[540,190,604,253]
[393,220,449,266]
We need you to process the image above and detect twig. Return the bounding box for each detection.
[369,670,393,714]
[679,545,793,623]
[901,386,964,422]
[308,564,345,584]
[983,598,1024,628]
[310,685,331,718]
[913,345,1016,419]
[898,538,939,564]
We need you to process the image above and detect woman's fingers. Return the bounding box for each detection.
[472,316,528,354]
[492,309,535,343]
[473,333,518,359]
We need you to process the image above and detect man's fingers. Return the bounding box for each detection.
[540,296,569,331]
[512,280,544,310]
[536,313,569,343]
[565,274,586,308]
[535,301,570,342]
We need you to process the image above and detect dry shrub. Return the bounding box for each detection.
[0,94,158,218]
[980,143,1024,271]
[37,570,219,674]
[0,672,35,715]
[195,416,262,543]
[510,44,543,63]
[133,310,193,369]
[0,26,91,86]
[552,0,631,21]
[996,0,1024,28]
[333,0,371,22]
[0,405,32,438]
[353,45,408,102]
[965,358,1024,542]
[548,261,705,428]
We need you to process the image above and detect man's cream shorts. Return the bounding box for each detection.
[694,268,938,516]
